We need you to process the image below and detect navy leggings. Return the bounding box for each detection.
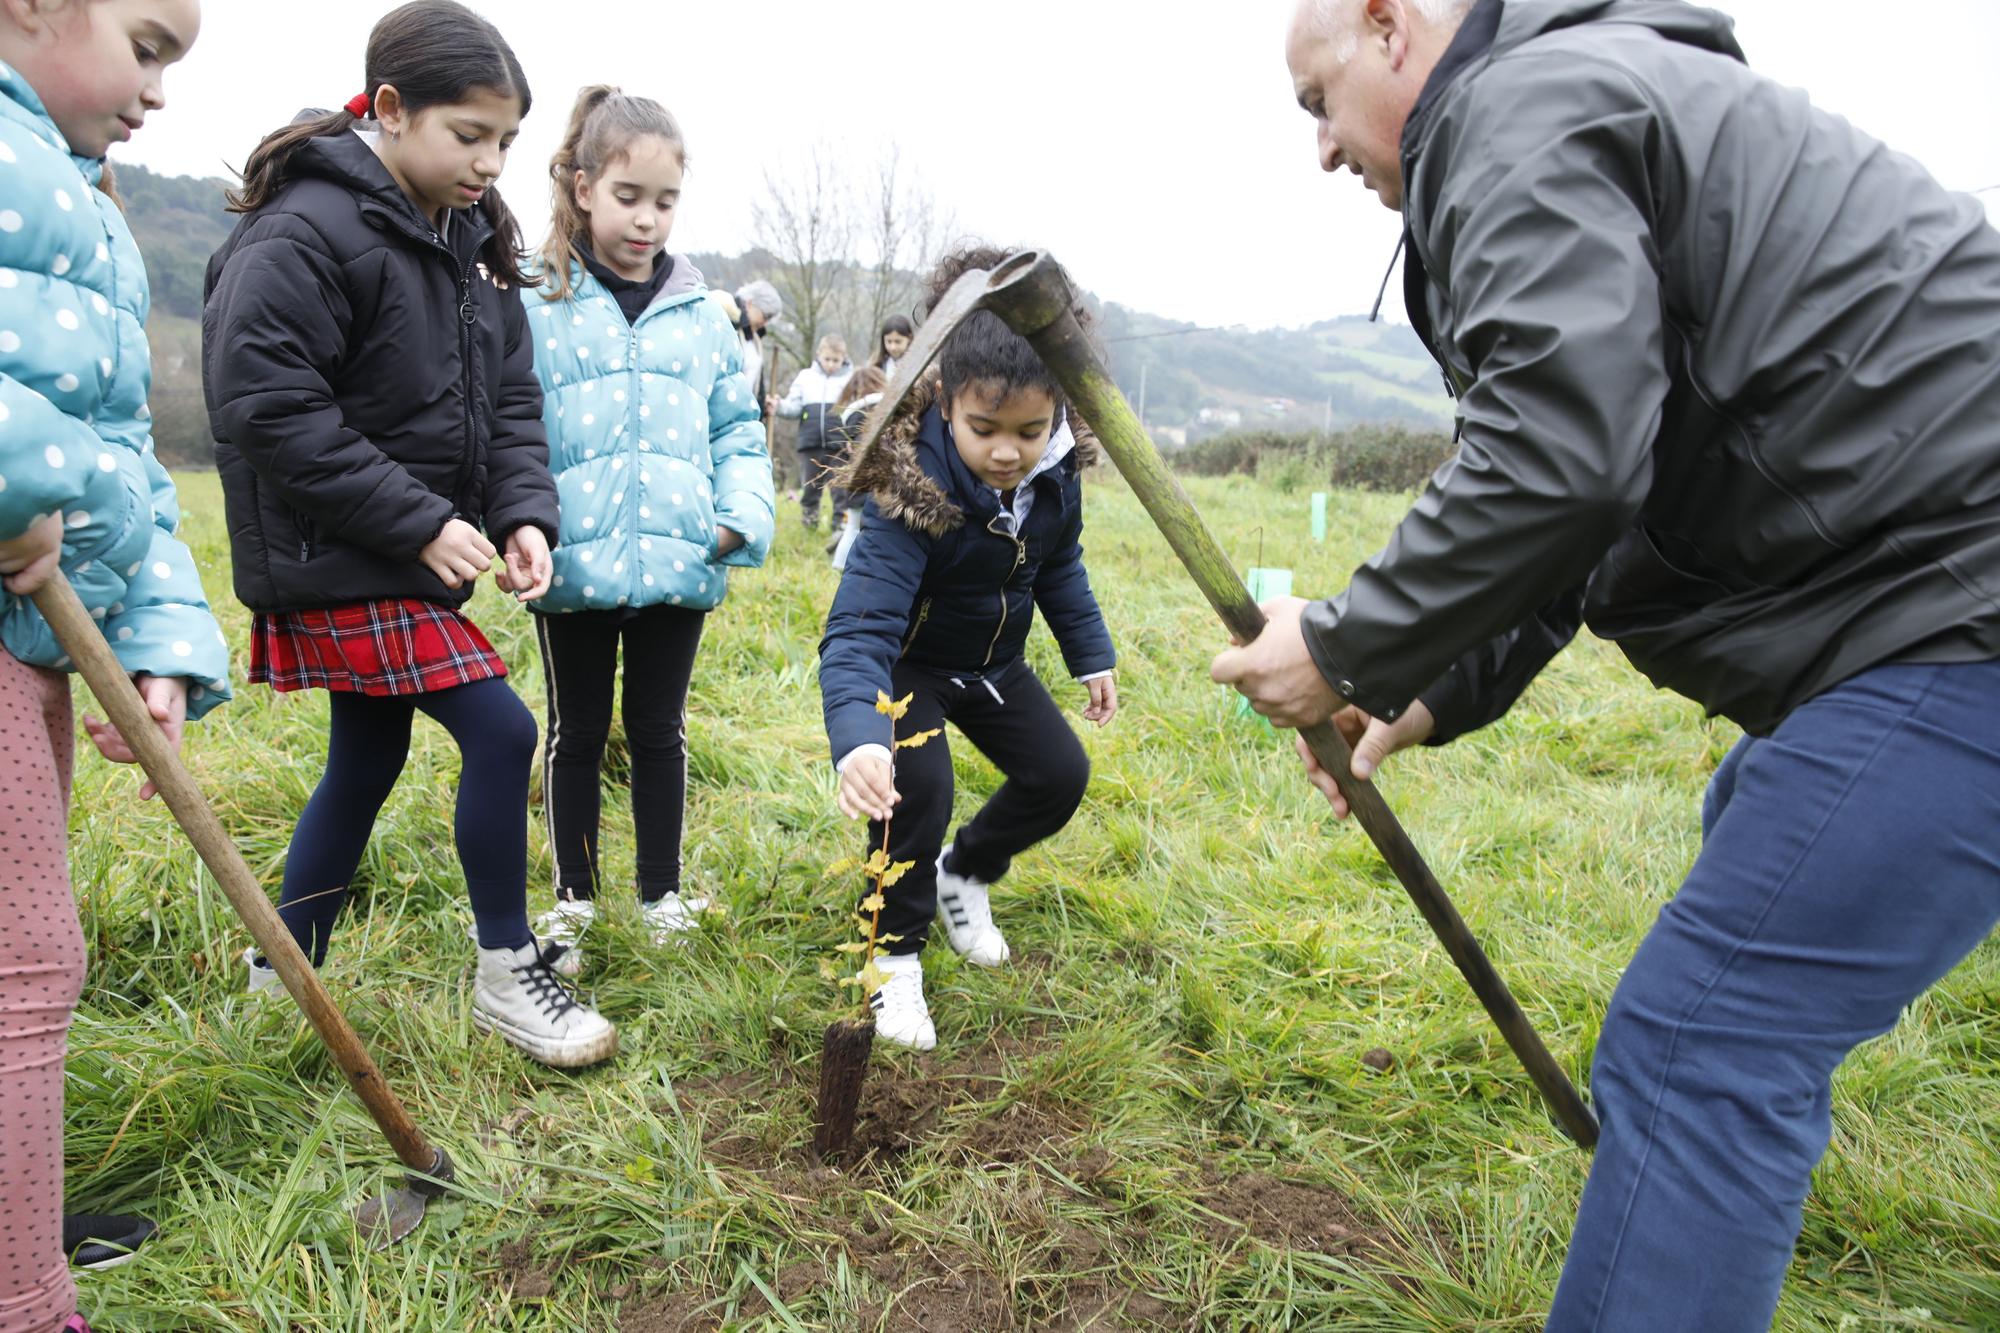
[274,678,538,965]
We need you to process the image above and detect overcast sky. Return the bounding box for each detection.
[115,0,2000,330]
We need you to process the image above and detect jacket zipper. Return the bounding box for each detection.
[452,253,478,516]
[901,597,932,656]
[982,517,1028,668]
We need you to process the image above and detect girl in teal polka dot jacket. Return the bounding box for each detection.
[0,5,228,1332]
[524,86,772,962]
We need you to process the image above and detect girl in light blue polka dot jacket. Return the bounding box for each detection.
[523,86,772,962]
[0,6,228,1330]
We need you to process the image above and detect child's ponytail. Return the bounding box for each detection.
[538,85,689,302]
[226,0,536,288]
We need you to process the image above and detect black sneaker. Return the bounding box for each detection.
[64,1213,155,1270]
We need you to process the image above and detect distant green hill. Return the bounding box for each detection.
[118,170,1451,466]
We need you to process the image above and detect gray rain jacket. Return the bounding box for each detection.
[1303,0,2000,739]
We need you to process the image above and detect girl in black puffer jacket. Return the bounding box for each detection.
[203,0,613,1070]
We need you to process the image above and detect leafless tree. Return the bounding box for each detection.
[751,142,855,376]
[860,145,955,350]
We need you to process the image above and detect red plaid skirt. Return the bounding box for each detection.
[248,600,507,696]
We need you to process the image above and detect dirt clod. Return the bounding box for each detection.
[1361,1047,1396,1072]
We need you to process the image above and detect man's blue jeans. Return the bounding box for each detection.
[1549,660,2000,1331]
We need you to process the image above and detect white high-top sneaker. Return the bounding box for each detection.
[532,899,594,979]
[869,953,936,1051]
[472,940,617,1068]
[933,851,1010,968]
[642,893,710,944]
[242,947,284,996]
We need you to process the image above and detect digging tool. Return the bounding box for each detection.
[854,252,1600,1148]
[30,572,458,1243]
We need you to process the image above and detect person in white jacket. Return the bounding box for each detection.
[772,335,855,529]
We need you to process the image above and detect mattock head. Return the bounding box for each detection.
[845,250,1075,479]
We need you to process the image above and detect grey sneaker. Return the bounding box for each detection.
[471,940,617,1069]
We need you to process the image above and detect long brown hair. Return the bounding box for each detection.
[837,364,888,412]
[225,0,535,286]
[538,86,688,301]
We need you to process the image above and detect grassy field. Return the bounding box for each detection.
[60,469,1999,1331]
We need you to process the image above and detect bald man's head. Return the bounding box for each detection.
[1284,0,1469,209]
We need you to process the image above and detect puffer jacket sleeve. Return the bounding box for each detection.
[480,284,558,546]
[93,363,231,718]
[704,312,772,569]
[819,502,930,764]
[1032,486,1114,679]
[1300,61,1668,722]
[0,372,137,544]
[776,367,810,418]
[204,218,455,562]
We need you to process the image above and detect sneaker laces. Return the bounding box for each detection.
[516,943,581,1021]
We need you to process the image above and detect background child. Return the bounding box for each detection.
[819,246,1118,1051]
[1,2,226,1328]
[826,364,888,567]
[203,0,613,1069]
[870,314,912,378]
[773,335,853,532]
[526,86,772,961]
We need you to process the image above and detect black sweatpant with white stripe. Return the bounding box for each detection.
[535,604,706,902]
[868,657,1091,955]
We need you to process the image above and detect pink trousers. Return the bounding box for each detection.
[0,648,82,1333]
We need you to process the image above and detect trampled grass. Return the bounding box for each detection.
[59,469,1999,1330]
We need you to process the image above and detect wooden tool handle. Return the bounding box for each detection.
[1009,305,1599,1147]
[31,573,440,1170]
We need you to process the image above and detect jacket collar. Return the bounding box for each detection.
[292,123,495,259]
[1402,0,1504,161]
[0,59,105,184]
[557,250,708,317]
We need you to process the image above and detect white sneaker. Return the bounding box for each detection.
[532,899,594,979]
[243,947,284,996]
[472,940,617,1068]
[642,893,710,944]
[869,954,936,1051]
[934,851,1010,968]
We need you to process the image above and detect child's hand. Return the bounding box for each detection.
[1082,674,1119,727]
[498,526,553,600]
[714,526,745,558]
[0,512,66,595]
[421,519,495,590]
[837,753,899,822]
[83,674,187,800]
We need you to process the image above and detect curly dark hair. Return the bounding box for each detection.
[919,243,1095,413]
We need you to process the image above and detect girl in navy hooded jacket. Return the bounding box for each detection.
[819,247,1117,1052]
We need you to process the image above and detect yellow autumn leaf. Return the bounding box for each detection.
[862,847,893,877]
[817,958,841,981]
[858,892,886,913]
[895,728,943,750]
[856,958,889,995]
[837,974,863,989]
[834,941,870,954]
[823,857,860,878]
[879,858,918,888]
[875,690,896,715]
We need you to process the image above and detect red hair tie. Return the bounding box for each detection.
[344,92,371,118]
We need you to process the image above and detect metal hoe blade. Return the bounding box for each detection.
[355,1147,456,1249]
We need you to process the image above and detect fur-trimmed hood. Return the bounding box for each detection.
[838,370,1101,538]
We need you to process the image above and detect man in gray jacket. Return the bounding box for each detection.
[1214,0,2000,1328]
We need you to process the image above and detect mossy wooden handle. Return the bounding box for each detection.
[985,258,1600,1148]
[31,572,446,1172]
